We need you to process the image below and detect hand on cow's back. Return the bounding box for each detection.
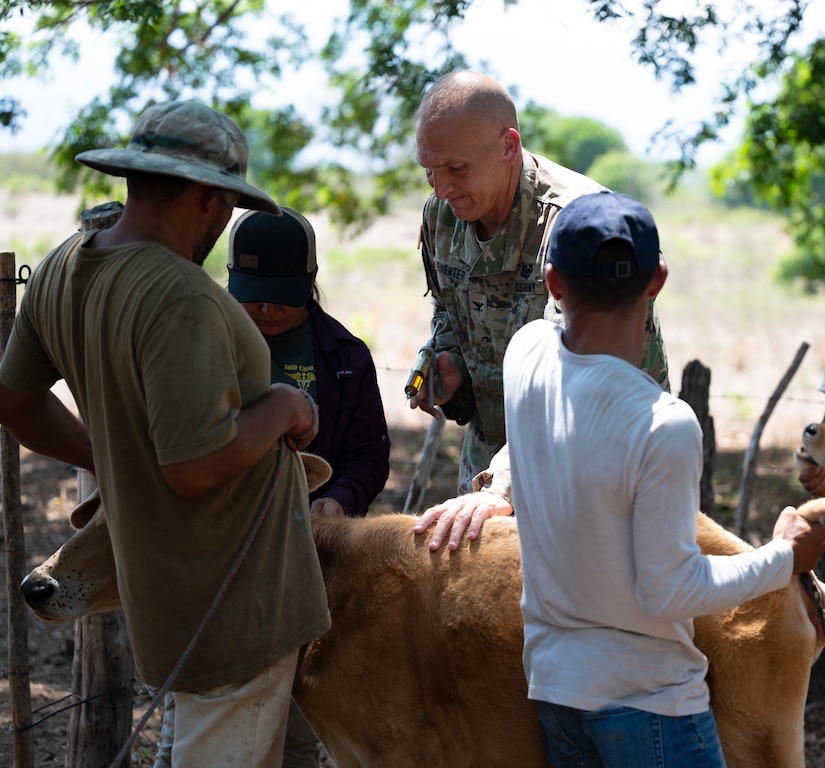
[413,491,514,551]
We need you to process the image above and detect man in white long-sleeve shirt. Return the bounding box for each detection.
[503,190,825,768]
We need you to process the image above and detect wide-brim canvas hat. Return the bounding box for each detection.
[75,101,280,214]
[227,207,317,307]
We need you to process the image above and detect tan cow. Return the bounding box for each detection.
[21,492,825,768]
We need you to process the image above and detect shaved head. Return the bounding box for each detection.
[414,70,523,234]
[417,70,518,134]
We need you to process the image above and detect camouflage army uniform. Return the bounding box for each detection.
[421,150,670,494]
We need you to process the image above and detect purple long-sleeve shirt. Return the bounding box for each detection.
[305,300,390,516]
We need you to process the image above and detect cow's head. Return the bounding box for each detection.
[21,488,118,623]
[795,422,825,471]
[20,451,332,624]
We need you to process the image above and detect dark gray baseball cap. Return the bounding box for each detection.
[227,208,317,307]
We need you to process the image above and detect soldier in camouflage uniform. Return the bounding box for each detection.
[409,70,670,550]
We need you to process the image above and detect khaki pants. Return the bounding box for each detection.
[154,691,321,768]
[170,649,299,768]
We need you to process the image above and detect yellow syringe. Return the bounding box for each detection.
[404,346,435,400]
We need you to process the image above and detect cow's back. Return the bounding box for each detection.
[295,513,549,768]
[298,511,820,768]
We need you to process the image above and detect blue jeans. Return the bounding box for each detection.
[536,701,727,768]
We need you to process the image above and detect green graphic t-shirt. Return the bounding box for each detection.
[264,315,318,407]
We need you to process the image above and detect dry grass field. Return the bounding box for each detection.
[1,183,825,766]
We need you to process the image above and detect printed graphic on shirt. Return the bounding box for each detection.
[272,361,318,407]
[284,363,316,392]
[264,318,319,404]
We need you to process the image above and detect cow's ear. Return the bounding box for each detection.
[70,488,102,529]
[300,453,332,493]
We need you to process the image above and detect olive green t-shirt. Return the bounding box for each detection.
[0,231,330,690]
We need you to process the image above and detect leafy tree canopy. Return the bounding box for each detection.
[712,37,825,289]
[0,0,817,232]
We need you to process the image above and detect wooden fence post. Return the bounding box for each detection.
[402,414,446,514]
[1,251,35,768]
[65,202,135,768]
[735,342,809,539]
[678,360,716,516]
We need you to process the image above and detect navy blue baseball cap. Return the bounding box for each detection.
[227,207,316,307]
[547,191,660,278]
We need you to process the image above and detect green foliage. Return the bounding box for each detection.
[707,149,763,209]
[325,243,414,272]
[776,237,825,291]
[585,150,660,205]
[203,227,231,283]
[516,102,560,157]
[0,1,510,231]
[551,116,626,174]
[0,150,54,190]
[622,0,807,184]
[0,0,821,242]
[711,39,825,291]
[518,102,626,174]
[0,0,460,230]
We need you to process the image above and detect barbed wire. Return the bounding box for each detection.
[0,263,30,286]
[8,685,126,732]
[371,362,825,405]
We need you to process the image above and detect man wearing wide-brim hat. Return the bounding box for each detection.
[0,101,331,767]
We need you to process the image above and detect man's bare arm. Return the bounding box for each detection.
[161,383,317,500]
[0,383,94,474]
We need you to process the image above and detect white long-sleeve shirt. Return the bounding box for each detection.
[503,320,793,716]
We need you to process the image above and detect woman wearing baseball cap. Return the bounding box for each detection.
[232,207,391,767]
[152,206,390,768]
[225,206,390,520]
